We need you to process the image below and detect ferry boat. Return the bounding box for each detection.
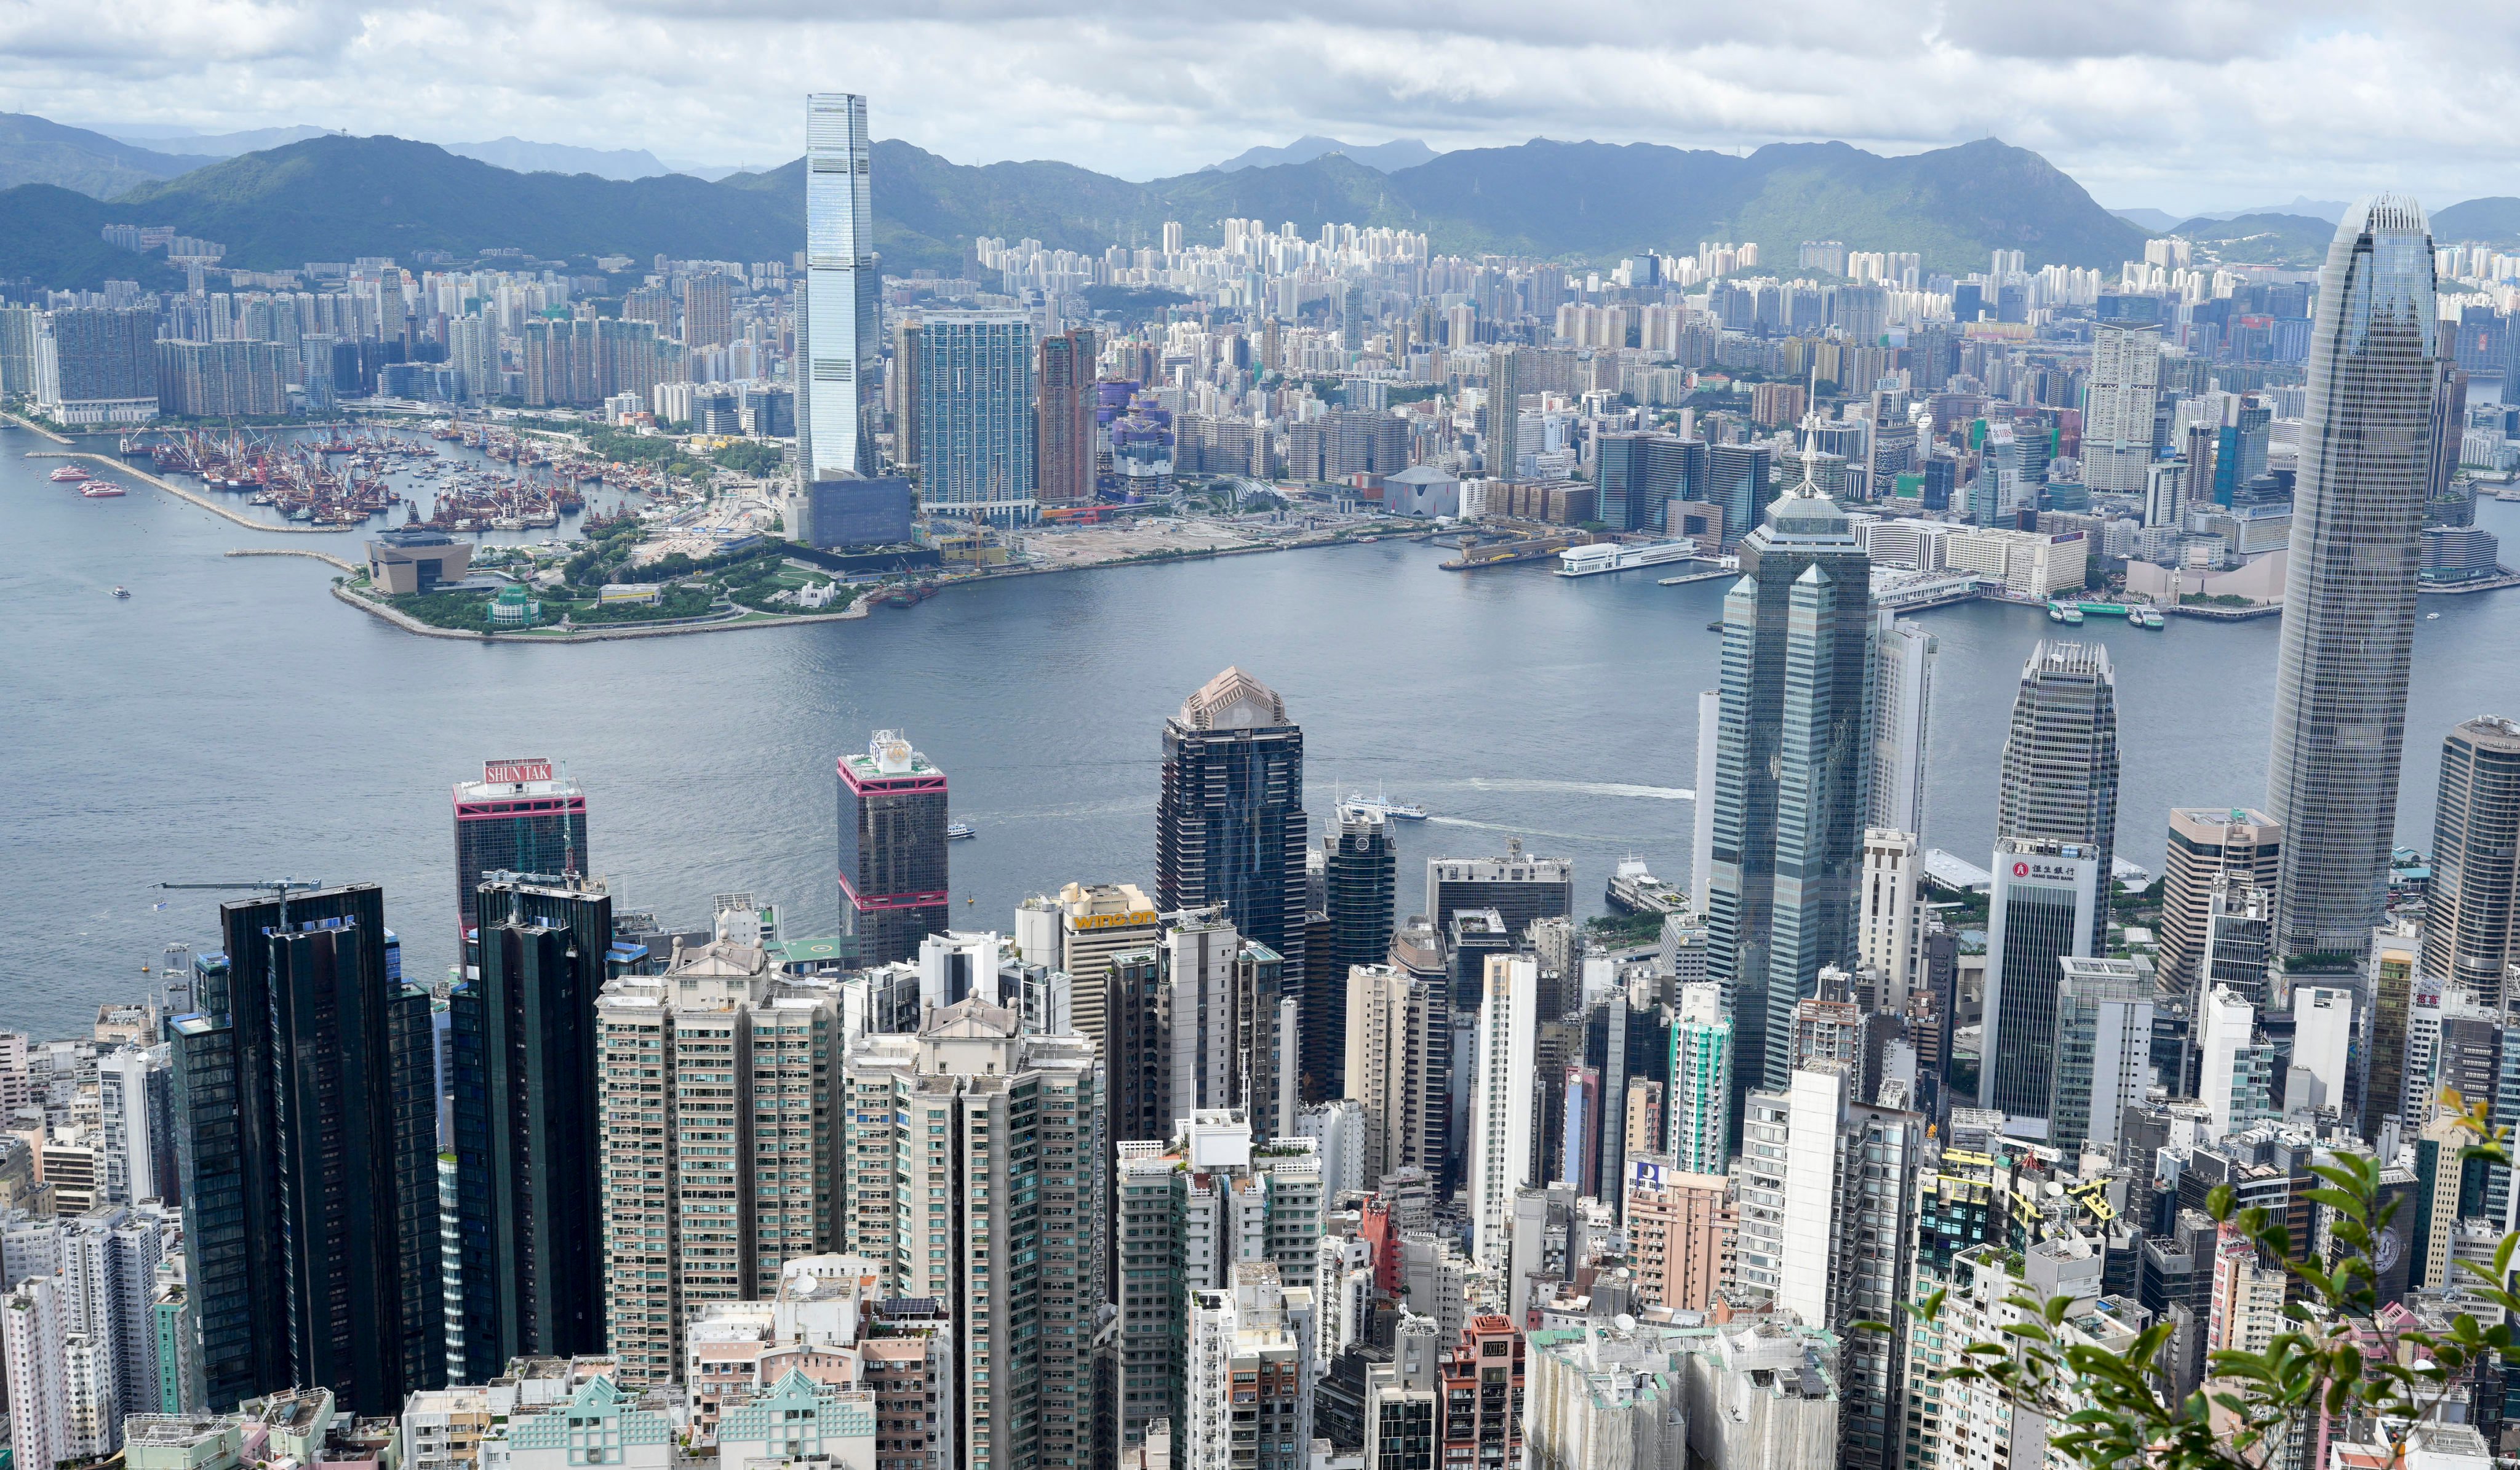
[1342,791,1429,822]
[1606,856,1687,916]
[2046,601,2085,625]
[1557,538,1700,577]
[49,465,90,483]
[2133,606,2166,629]
[945,822,977,841]
[80,483,127,497]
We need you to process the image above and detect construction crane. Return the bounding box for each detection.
[155,879,324,931]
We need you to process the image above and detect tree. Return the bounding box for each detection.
[1894,1092,2520,1470]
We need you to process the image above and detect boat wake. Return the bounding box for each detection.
[1456,778,1695,801]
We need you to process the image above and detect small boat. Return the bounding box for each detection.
[2426,612,2441,620]
[49,465,90,483]
[81,483,127,498]
[111,586,129,599]
[946,822,977,841]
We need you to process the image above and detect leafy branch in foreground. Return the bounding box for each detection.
[1860,1089,2520,1470]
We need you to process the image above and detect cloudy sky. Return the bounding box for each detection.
[9,0,2510,214]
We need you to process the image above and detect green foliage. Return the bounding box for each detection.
[386,586,562,631]
[0,114,209,198]
[567,584,718,623]
[709,440,785,476]
[1908,1092,2520,1470]
[0,183,190,290]
[110,135,799,271]
[2166,213,2340,268]
[1584,910,1667,946]
[12,130,2150,284]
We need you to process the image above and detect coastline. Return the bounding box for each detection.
[26,450,342,535]
[2,412,72,445]
[325,524,1425,643]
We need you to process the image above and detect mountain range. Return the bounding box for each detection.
[1204,135,1440,174]
[18,113,2520,295]
[0,128,2149,287]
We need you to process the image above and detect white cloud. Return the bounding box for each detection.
[7,0,2517,215]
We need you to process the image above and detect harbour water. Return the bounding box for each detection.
[7,417,2518,1037]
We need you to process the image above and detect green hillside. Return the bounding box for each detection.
[0,184,186,290]
[0,113,213,198]
[2433,198,2520,245]
[2169,213,2339,267]
[111,135,799,269]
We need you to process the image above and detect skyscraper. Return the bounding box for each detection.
[1995,642,2119,953]
[906,312,1037,525]
[1592,431,1706,534]
[451,758,588,945]
[1036,327,1098,508]
[680,271,735,350]
[1667,983,1732,1175]
[1157,668,1307,999]
[1977,838,2103,1128]
[169,884,442,1414]
[2425,716,2520,1005]
[1869,618,1935,838]
[1483,346,1520,477]
[449,874,612,1381]
[843,999,1102,1470]
[2083,323,2161,495]
[800,92,878,477]
[1423,842,1571,946]
[1705,433,1876,1114]
[2047,956,2154,1154]
[2266,196,2441,961]
[2157,809,2283,999]
[1344,966,1449,1188]
[1466,955,1537,1266]
[1857,829,1921,997]
[1310,804,1395,1102]
[594,937,842,1384]
[835,729,950,965]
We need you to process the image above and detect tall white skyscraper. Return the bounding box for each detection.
[1857,829,1921,996]
[1690,689,1720,918]
[1467,955,1537,1266]
[2048,957,2154,1154]
[800,92,878,479]
[2083,323,2161,494]
[3,1277,68,1470]
[1668,982,1732,1175]
[1868,618,1935,838]
[1978,837,2103,1132]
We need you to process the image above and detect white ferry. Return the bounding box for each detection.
[1342,791,1429,822]
[1557,539,1699,577]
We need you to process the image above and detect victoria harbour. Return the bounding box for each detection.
[9,419,2517,1036]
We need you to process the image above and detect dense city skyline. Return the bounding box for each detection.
[7,44,2520,1470]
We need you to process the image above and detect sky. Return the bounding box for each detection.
[8,0,2514,215]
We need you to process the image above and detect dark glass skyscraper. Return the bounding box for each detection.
[1308,802,1396,1100]
[1157,668,1307,999]
[1995,641,2120,953]
[450,874,612,1382]
[1706,445,1875,1115]
[2267,196,2441,962]
[169,885,442,1415]
[2424,716,2520,1006]
[451,758,588,943]
[837,729,951,965]
[1593,432,1707,534]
